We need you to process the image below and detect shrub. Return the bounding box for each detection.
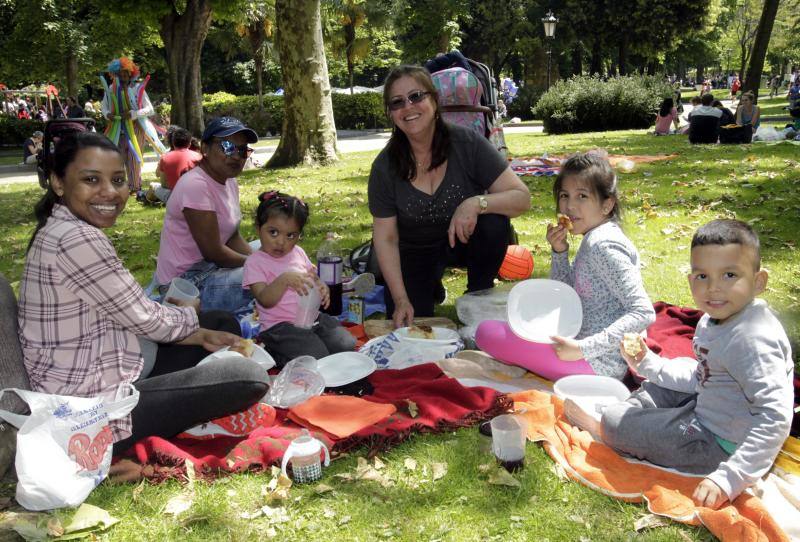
[533,75,672,134]
[331,92,390,130]
[506,85,545,120]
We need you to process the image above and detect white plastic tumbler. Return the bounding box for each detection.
[293,283,321,329]
[490,414,526,471]
[163,277,200,307]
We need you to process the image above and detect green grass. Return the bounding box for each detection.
[0,128,797,541]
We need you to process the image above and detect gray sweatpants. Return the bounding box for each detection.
[258,313,356,367]
[600,381,731,474]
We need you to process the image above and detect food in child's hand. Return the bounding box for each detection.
[622,333,643,358]
[407,325,435,339]
[557,213,574,232]
[231,338,255,358]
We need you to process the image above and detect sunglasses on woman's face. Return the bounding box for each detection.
[218,139,253,158]
[388,90,431,111]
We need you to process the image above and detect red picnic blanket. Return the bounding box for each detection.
[120,364,510,480]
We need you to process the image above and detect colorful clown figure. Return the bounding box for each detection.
[100,57,166,192]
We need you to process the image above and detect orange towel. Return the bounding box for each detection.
[511,390,789,542]
[288,396,397,439]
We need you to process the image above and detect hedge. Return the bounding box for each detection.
[1,92,390,146]
[532,75,673,134]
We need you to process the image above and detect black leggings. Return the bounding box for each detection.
[115,311,270,452]
[385,213,510,319]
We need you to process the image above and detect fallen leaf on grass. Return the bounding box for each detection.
[477,463,493,473]
[60,503,118,537]
[185,459,196,489]
[163,493,193,517]
[46,518,63,538]
[338,515,351,525]
[131,480,145,502]
[323,507,336,519]
[263,466,292,504]
[404,458,417,471]
[314,483,334,494]
[634,513,670,531]
[261,506,289,524]
[373,457,386,470]
[432,462,447,481]
[487,467,521,487]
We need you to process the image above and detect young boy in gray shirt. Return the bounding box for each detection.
[568,219,794,509]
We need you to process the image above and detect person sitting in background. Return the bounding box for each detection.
[654,97,679,135]
[688,93,722,144]
[148,127,202,204]
[712,99,735,126]
[788,80,800,109]
[735,91,760,132]
[22,131,43,165]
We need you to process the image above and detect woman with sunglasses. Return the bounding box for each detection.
[369,65,531,328]
[155,117,258,313]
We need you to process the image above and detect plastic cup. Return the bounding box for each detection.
[163,277,199,307]
[490,414,526,472]
[293,283,321,329]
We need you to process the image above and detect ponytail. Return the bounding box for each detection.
[27,188,59,251]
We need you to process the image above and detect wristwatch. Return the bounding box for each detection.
[477,195,489,214]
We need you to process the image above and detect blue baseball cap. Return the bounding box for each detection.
[201,116,258,143]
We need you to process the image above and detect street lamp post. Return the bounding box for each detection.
[542,11,558,89]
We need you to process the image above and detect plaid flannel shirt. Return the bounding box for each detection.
[18,204,199,440]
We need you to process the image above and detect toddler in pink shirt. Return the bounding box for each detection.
[242,191,356,367]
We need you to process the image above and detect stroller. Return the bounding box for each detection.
[36,117,97,189]
[425,51,507,156]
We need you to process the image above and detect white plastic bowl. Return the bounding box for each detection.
[553,375,630,421]
[507,279,582,343]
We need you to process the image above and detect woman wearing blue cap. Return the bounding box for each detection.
[154,116,259,313]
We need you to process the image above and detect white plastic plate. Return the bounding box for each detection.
[198,343,276,371]
[316,351,377,387]
[553,374,630,421]
[394,326,461,344]
[507,279,583,343]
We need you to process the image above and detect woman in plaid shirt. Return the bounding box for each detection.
[18,132,269,452]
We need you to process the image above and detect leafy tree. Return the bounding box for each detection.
[742,0,780,97]
[324,0,393,93]
[268,0,337,167]
[393,0,467,63]
[0,0,154,98]
[235,0,276,108]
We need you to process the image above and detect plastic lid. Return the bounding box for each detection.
[289,430,323,456]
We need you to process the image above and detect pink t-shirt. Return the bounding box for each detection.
[155,166,242,284]
[242,246,314,330]
[654,107,678,134]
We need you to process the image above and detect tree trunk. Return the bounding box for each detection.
[617,37,628,76]
[159,0,213,135]
[696,65,705,83]
[268,0,337,167]
[255,55,264,109]
[65,53,79,98]
[589,38,603,75]
[345,23,356,94]
[743,0,780,101]
[571,45,582,76]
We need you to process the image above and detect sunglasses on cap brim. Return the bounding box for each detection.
[388,90,431,111]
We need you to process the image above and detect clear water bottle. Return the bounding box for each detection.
[317,232,343,316]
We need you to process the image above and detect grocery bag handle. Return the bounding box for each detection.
[0,388,35,428]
